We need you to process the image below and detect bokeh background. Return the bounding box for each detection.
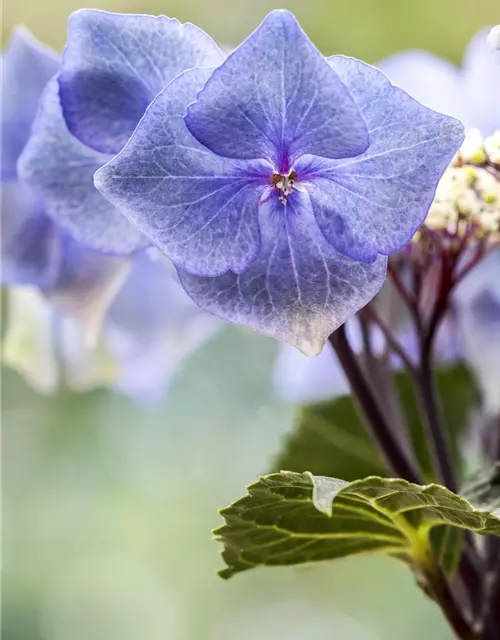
[3,1,500,638]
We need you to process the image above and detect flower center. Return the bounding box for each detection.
[270,170,298,205]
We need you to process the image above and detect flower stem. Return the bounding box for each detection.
[423,562,479,640]
[416,349,458,492]
[328,326,421,483]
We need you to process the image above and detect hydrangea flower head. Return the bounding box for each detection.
[1,26,131,333]
[2,21,221,402]
[18,9,224,254]
[95,10,464,355]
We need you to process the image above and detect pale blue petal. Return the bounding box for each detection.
[1,26,59,179]
[462,28,500,135]
[454,250,500,415]
[184,10,368,166]
[1,183,61,287]
[95,68,267,276]
[376,50,464,122]
[17,78,147,255]
[46,236,132,343]
[178,193,387,356]
[59,9,224,154]
[301,56,464,262]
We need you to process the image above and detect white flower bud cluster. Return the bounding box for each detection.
[418,129,500,242]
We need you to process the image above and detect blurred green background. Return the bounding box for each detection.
[3,1,500,638]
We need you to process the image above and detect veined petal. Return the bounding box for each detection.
[178,193,387,356]
[95,68,266,276]
[462,28,500,136]
[59,9,224,154]
[376,50,464,122]
[17,78,147,255]
[302,56,464,262]
[184,10,368,165]
[1,26,59,179]
[1,183,61,288]
[46,236,133,345]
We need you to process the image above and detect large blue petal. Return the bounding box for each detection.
[184,10,368,166]
[1,27,59,180]
[17,78,147,255]
[301,56,464,262]
[178,193,387,356]
[376,51,464,122]
[462,28,500,136]
[59,9,224,154]
[95,68,268,276]
[1,183,61,288]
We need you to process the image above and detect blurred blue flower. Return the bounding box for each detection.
[378,28,500,137]
[3,253,219,402]
[1,26,131,335]
[1,24,220,401]
[94,10,462,355]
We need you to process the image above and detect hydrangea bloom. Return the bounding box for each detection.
[1,27,130,335]
[94,10,463,355]
[18,9,224,254]
[276,26,499,405]
[2,23,220,401]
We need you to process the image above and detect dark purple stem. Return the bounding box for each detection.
[328,325,421,483]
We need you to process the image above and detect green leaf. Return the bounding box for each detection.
[216,472,500,579]
[274,396,386,481]
[430,526,463,579]
[274,365,477,482]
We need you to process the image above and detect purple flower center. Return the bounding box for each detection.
[270,169,298,205]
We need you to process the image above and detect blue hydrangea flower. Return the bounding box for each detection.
[17,9,224,254]
[2,24,220,401]
[1,26,131,334]
[94,10,463,355]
